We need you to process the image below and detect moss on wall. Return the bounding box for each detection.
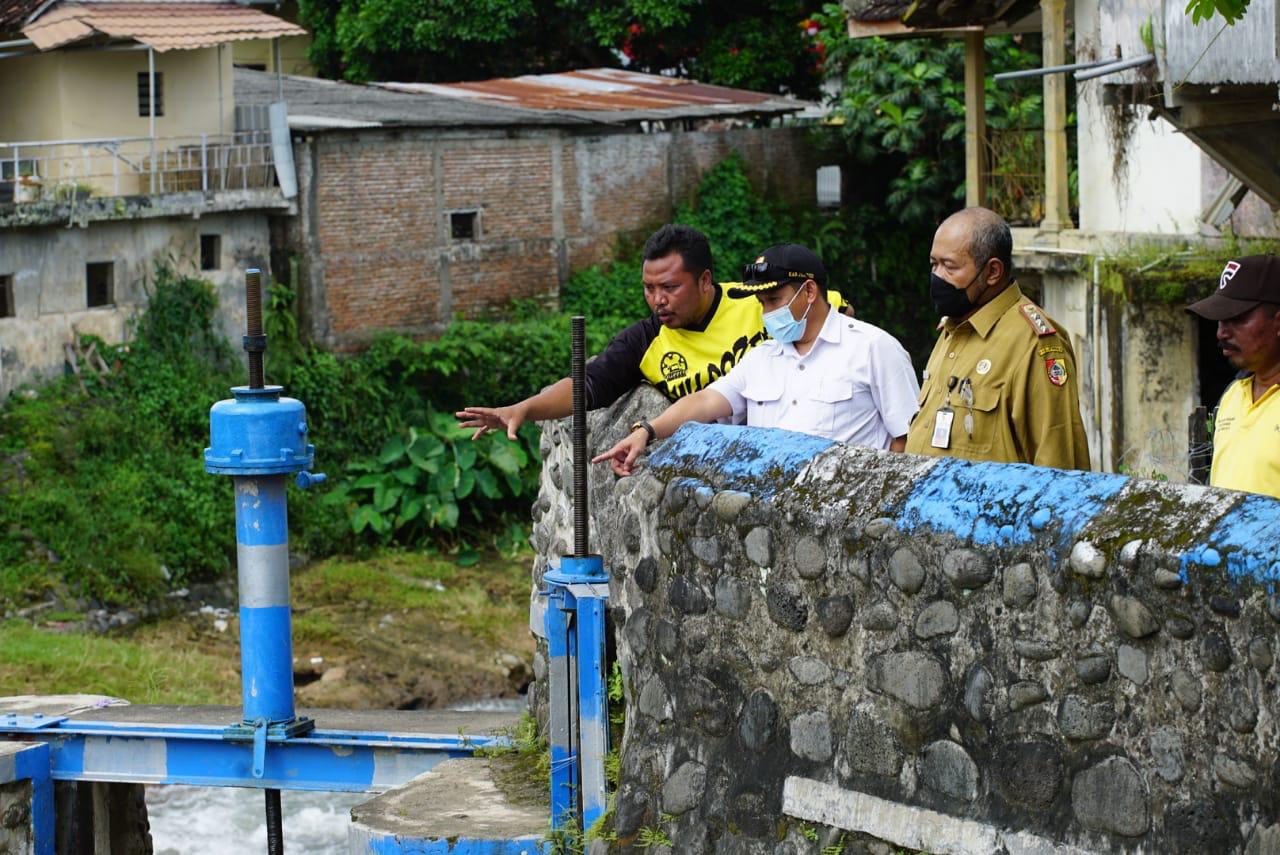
[1098,239,1280,306]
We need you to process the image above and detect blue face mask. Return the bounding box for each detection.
[762,285,812,344]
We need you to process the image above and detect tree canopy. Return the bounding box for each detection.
[298,0,825,96]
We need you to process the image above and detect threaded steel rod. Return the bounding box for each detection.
[571,315,587,558]
[246,268,265,389]
[265,788,284,855]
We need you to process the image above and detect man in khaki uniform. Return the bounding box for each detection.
[905,207,1090,469]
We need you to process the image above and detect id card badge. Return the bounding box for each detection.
[931,407,954,449]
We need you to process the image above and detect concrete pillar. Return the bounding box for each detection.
[963,31,987,208]
[1040,0,1075,230]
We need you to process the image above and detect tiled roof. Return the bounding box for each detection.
[376,68,807,123]
[20,1,305,51]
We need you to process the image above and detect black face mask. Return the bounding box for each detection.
[930,262,989,319]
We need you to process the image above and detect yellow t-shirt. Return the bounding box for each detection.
[1210,376,1280,498]
[638,287,848,401]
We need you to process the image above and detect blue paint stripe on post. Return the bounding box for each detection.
[575,595,609,830]
[647,423,833,496]
[240,605,296,723]
[894,458,1128,548]
[235,475,289,546]
[544,591,577,826]
[1182,493,1280,583]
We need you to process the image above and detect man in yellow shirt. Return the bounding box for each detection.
[1187,255,1280,498]
[456,224,848,439]
[904,207,1090,469]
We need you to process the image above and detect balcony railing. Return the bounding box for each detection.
[0,131,278,204]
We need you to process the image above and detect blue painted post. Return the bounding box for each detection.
[8,742,53,855]
[544,586,577,824]
[205,269,323,737]
[575,590,609,829]
[540,315,612,833]
[235,473,295,724]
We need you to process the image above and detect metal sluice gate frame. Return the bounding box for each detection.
[0,273,610,853]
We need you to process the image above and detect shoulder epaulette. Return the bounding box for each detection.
[1018,302,1057,337]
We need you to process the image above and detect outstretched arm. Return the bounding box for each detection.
[456,378,573,440]
[591,389,733,476]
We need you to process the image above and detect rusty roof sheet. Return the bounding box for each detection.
[376,68,805,122]
[22,1,305,51]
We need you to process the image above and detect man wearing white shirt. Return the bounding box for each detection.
[593,244,920,476]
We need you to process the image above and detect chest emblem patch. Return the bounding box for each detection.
[1045,357,1068,386]
[660,351,689,382]
[976,359,992,375]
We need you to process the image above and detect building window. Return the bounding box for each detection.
[86,262,114,308]
[816,165,842,209]
[137,71,164,117]
[449,210,479,241]
[200,234,221,271]
[0,275,13,318]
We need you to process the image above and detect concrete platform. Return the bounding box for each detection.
[349,757,547,854]
[0,697,519,738]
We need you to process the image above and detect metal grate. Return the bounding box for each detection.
[985,128,1045,226]
[137,71,164,118]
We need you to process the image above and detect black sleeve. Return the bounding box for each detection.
[584,316,660,410]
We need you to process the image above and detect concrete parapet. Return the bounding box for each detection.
[531,385,1280,853]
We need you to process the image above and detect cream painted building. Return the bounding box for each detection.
[0,0,304,398]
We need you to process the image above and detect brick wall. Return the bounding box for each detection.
[289,125,821,350]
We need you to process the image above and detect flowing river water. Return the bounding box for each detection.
[146,698,526,854]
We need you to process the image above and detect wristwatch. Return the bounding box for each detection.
[629,419,657,446]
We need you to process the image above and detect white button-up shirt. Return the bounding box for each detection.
[707,307,920,449]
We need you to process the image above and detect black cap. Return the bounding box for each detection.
[1187,255,1280,321]
[729,243,828,298]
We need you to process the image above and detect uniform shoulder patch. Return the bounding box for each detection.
[1019,303,1057,337]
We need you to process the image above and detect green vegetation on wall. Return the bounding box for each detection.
[1097,240,1280,305]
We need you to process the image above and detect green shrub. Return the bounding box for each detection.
[0,267,238,605]
[323,410,539,546]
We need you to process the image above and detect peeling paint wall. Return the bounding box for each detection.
[0,211,271,399]
[532,387,1280,853]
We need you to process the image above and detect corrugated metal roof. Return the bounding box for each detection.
[375,68,806,121]
[22,1,305,51]
[235,67,590,129]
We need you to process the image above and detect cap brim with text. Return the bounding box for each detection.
[1186,255,1280,321]
[727,243,828,298]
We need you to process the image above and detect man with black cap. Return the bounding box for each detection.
[1186,255,1280,498]
[456,224,849,440]
[592,243,919,476]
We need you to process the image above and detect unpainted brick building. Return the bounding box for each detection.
[240,69,826,350]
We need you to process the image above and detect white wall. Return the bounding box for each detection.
[1074,0,1206,235]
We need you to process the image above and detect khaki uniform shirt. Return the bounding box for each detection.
[904,284,1090,470]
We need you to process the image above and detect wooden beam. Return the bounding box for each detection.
[1040,0,1073,230]
[963,31,987,208]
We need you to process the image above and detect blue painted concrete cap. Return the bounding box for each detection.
[544,555,606,584]
[1184,493,1280,584]
[205,386,316,475]
[648,423,833,496]
[895,458,1128,548]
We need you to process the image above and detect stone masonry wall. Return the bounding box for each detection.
[531,386,1280,854]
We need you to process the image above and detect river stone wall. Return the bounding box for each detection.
[530,386,1280,854]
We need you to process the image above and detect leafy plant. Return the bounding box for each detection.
[324,410,539,543]
[1185,0,1250,24]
